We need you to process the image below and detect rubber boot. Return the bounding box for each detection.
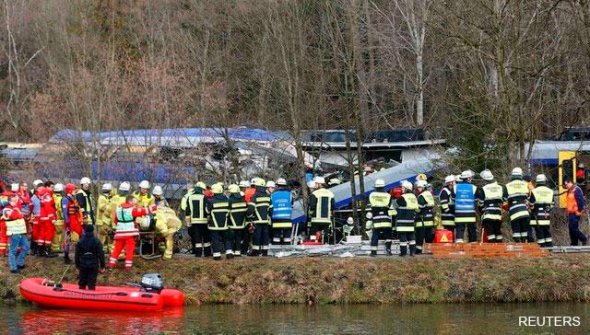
[204,246,212,257]
[370,250,377,257]
[409,245,416,257]
[415,246,422,255]
[194,248,202,258]
[226,253,234,260]
[385,242,392,256]
[261,249,269,257]
[30,243,38,256]
[45,246,58,258]
[213,255,222,261]
[399,246,407,257]
[38,245,46,257]
[250,249,259,257]
[545,242,553,248]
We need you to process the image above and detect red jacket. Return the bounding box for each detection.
[39,190,56,221]
[113,202,149,238]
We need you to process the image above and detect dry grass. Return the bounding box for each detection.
[2,254,590,305]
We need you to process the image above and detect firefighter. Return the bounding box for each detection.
[38,186,57,257]
[244,178,257,203]
[529,174,554,247]
[3,195,30,273]
[97,183,114,252]
[247,178,271,256]
[51,183,65,253]
[270,178,293,245]
[76,177,95,226]
[454,170,478,243]
[62,183,83,264]
[503,167,531,243]
[415,179,435,253]
[238,181,250,196]
[183,181,211,257]
[368,179,394,256]
[108,195,150,270]
[228,184,248,256]
[153,185,169,207]
[134,180,155,207]
[206,183,231,260]
[152,205,181,260]
[396,181,419,256]
[477,170,503,243]
[439,175,456,236]
[307,177,335,244]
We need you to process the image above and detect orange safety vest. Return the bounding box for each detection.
[567,188,580,215]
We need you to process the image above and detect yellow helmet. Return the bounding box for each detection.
[196,181,207,189]
[211,183,224,194]
[255,178,266,187]
[417,173,427,181]
[228,184,240,193]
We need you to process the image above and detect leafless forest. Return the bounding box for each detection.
[1,0,590,171]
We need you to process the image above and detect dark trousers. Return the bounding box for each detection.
[253,224,270,255]
[398,232,416,256]
[482,219,503,242]
[424,226,435,243]
[188,224,211,257]
[272,227,292,245]
[210,230,232,259]
[229,228,248,256]
[511,217,530,242]
[456,223,477,242]
[568,214,588,246]
[535,225,553,246]
[370,228,392,252]
[79,268,98,290]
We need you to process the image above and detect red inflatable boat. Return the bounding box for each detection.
[20,277,184,311]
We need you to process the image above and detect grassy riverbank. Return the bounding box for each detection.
[2,255,590,305]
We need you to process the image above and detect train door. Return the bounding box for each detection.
[558,151,577,208]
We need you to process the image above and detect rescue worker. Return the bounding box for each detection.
[108,195,150,270]
[368,179,394,256]
[62,183,83,264]
[30,183,43,255]
[134,180,155,207]
[228,184,248,256]
[153,185,169,207]
[565,179,587,246]
[529,174,554,247]
[415,179,435,253]
[307,177,335,244]
[247,178,271,256]
[152,205,181,260]
[396,181,419,256]
[76,177,95,225]
[454,170,478,243]
[503,168,531,243]
[477,170,503,243]
[439,175,456,236]
[183,181,211,257]
[244,178,257,203]
[38,186,57,257]
[0,183,18,256]
[3,195,30,273]
[96,183,114,252]
[51,183,65,253]
[238,181,250,196]
[206,183,232,260]
[75,224,105,290]
[270,178,293,245]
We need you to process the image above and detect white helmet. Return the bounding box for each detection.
[250,178,257,186]
[119,182,131,192]
[153,185,163,196]
[455,175,462,182]
[307,180,317,189]
[276,178,288,186]
[314,177,326,185]
[101,183,113,191]
[480,169,494,181]
[139,180,150,189]
[415,180,427,188]
[33,179,44,187]
[239,180,250,188]
[460,170,474,180]
[11,183,20,192]
[53,183,64,192]
[374,179,385,188]
[80,177,91,185]
[511,167,523,177]
[266,181,276,188]
[402,180,413,191]
[444,175,455,185]
[536,174,547,183]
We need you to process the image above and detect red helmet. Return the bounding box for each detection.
[65,183,77,195]
[391,187,403,199]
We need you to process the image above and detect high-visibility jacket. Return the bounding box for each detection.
[369,190,394,229]
[97,193,112,226]
[76,189,94,222]
[247,188,271,225]
[244,187,256,204]
[478,182,503,221]
[439,186,455,226]
[396,192,419,232]
[3,206,27,235]
[417,190,435,227]
[53,193,64,224]
[63,195,83,231]
[270,189,293,229]
[503,179,530,222]
[566,185,584,215]
[185,191,208,225]
[114,203,148,238]
[530,186,554,226]
[308,188,335,226]
[133,191,154,207]
[454,182,477,224]
[228,194,248,229]
[206,194,229,231]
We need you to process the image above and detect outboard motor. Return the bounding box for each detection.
[140,273,164,293]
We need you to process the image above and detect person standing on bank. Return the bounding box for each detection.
[75,224,105,290]
[565,179,588,246]
[454,170,478,243]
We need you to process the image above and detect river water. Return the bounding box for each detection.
[4,303,590,334]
